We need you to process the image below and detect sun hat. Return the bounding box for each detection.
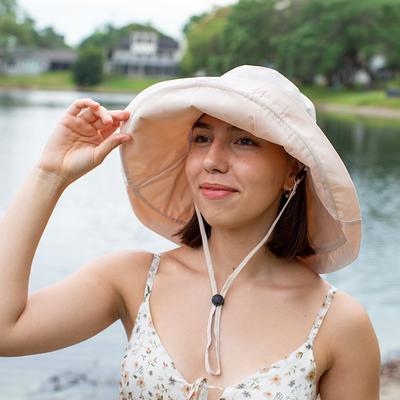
[118,65,361,375]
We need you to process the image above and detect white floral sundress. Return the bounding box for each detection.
[119,253,337,400]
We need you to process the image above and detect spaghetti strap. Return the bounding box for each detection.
[307,284,337,343]
[143,253,161,303]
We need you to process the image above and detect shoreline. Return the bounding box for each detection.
[316,102,400,121]
[381,355,400,399]
[1,85,400,120]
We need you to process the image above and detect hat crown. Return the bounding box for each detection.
[221,65,316,121]
[120,64,361,273]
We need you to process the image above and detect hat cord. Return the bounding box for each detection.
[194,169,305,375]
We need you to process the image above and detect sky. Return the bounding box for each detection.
[18,0,236,46]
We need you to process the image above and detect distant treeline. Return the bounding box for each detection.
[182,0,400,87]
[0,0,164,51]
[0,0,67,49]
[2,0,400,88]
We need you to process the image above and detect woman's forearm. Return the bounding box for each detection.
[0,166,68,331]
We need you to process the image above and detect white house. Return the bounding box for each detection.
[108,31,181,77]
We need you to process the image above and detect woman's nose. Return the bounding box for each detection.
[203,140,229,173]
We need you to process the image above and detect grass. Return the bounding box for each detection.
[0,71,165,93]
[1,71,400,109]
[0,71,75,90]
[317,110,400,129]
[97,75,165,92]
[301,85,400,108]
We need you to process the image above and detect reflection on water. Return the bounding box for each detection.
[0,90,399,399]
[317,112,400,362]
[0,88,135,109]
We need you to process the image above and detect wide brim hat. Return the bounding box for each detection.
[119,65,361,274]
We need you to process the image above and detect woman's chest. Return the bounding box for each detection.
[121,272,331,398]
[121,298,324,400]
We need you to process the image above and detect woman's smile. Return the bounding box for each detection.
[200,182,239,200]
[200,187,238,200]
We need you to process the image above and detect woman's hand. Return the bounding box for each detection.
[36,98,132,186]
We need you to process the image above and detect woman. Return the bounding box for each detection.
[0,66,380,400]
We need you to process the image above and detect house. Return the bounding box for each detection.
[0,48,77,75]
[108,31,181,77]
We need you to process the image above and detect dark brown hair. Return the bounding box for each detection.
[172,171,315,260]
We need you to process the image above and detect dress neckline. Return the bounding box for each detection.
[127,252,336,398]
[144,297,315,393]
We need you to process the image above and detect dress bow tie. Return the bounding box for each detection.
[185,376,224,400]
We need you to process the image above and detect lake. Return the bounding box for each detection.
[0,89,399,399]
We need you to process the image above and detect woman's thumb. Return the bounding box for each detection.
[93,134,132,165]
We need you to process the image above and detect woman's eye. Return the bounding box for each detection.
[237,137,257,146]
[192,135,209,143]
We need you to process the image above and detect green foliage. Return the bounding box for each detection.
[0,0,35,50]
[271,0,400,85]
[36,26,67,49]
[0,0,16,16]
[0,0,67,53]
[72,47,104,87]
[181,6,231,76]
[181,0,400,87]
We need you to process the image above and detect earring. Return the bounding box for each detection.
[283,188,291,198]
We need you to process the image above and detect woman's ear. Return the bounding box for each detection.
[283,157,303,190]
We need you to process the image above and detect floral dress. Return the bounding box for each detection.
[119,253,337,400]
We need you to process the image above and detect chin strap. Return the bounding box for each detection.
[195,166,306,375]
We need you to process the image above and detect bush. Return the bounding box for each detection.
[72,47,104,87]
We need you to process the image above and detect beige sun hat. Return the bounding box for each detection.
[119,65,362,377]
[119,65,361,275]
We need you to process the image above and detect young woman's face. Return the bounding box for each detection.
[185,114,297,229]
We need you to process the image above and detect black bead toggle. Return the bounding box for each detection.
[212,294,225,306]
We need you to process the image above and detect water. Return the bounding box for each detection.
[0,90,399,398]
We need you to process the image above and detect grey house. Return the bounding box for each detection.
[108,31,181,77]
[0,48,76,75]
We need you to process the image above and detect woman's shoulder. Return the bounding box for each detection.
[317,285,381,394]
[94,248,156,281]
[328,286,373,330]
[90,249,155,302]
[322,284,380,365]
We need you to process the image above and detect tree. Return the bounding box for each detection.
[0,0,67,54]
[181,0,400,86]
[271,0,400,86]
[180,6,231,76]
[36,26,67,49]
[72,47,104,87]
[219,0,281,72]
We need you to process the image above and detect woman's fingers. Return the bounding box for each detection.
[64,98,131,145]
[98,120,122,137]
[76,105,129,131]
[96,106,113,125]
[109,109,130,120]
[67,102,130,139]
[91,109,130,132]
[92,131,132,165]
[67,98,100,117]
[78,105,112,125]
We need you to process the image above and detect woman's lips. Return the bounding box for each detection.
[200,184,238,200]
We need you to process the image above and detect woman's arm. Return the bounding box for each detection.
[0,99,133,356]
[318,292,381,399]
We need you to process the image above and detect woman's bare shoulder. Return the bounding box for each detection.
[324,286,380,364]
[319,286,381,396]
[328,287,374,332]
[92,248,155,282]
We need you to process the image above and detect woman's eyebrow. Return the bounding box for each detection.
[193,121,211,130]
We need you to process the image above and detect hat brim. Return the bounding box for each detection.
[119,71,361,273]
